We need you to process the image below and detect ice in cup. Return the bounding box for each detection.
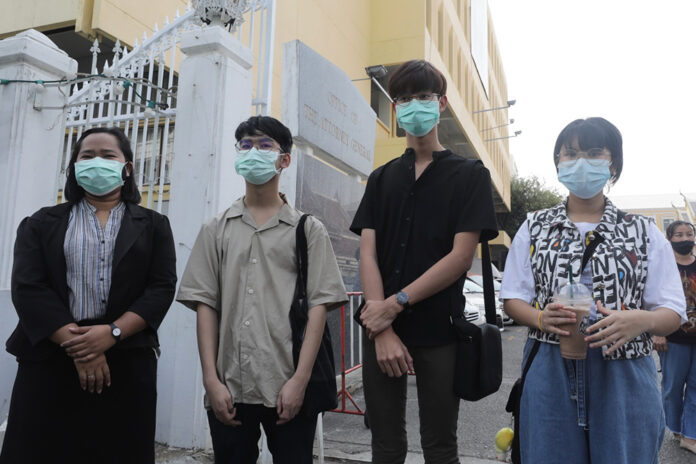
[552,282,592,360]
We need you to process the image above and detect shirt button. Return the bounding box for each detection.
[400,243,405,248]
[248,288,254,294]
[405,217,411,221]
[100,278,104,281]
[101,299,106,303]
[409,192,414,197]
[395,270,400,275]
[244,321,250,327]
[251,258,258,264]
[101,240,105,244]
[242,354,248,360]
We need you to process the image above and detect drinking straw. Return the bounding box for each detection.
[568,263,574,298]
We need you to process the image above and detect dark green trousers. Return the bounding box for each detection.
[362,335,460,464]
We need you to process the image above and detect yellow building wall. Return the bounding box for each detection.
[0,0,79,38]
[269,0,373,120]
[90,0,188,46]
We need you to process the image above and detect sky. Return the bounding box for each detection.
[487,0,696,197]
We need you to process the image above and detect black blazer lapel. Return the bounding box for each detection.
[43,203,72,305]
[113,202,147,271]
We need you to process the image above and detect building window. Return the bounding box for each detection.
[663,218,675,231]
[371,77,392,130]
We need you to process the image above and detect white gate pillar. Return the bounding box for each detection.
[0,29,76,424]
[156,25,254,448]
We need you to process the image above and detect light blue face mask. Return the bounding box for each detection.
[74,158,126,196]
[557,158,611,199]
[234,148,281,185]
[395,99,440,137]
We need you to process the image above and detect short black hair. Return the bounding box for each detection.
[235,116,293,154]
[553,117,623,184]
[387,60,447,100]
[64,127,141,203]
[666,220,696,240]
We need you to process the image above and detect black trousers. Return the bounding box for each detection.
[0,347,158,464]
[207,404,318,464]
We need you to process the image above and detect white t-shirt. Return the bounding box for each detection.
[500,219,687,323]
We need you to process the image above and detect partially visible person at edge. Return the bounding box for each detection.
[350,60,498,464]
[0,127,177,464]
[654,220,696,455]
[176,116,347,464]
[500,117,687,464]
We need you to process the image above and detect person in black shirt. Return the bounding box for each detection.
[350,60,498,464]
[654,220,696,454]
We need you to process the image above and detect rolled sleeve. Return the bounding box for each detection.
[176,221,221,312]
[305,217,348,311]
[350,170,379,236]
[500,220,536,304]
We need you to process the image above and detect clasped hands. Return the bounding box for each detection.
[541,300,651,356]
[61,324,116,394]
[360,296,414,378]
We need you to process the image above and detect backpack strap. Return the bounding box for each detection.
[295,214,311,299]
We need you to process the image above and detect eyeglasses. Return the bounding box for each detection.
[235,137,280,154]
[555,148,610,161]
[393,93,441,107]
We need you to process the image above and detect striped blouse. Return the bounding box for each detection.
[64,199,126,321]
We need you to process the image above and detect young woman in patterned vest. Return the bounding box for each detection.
[500,117,687,463]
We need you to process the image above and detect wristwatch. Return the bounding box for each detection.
[396,291,411,312]
[109,323,122,342]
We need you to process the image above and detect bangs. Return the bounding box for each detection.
[556,123,610,151]
[388,60,447,99]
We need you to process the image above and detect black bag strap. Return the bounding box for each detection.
[451,239,497,325]
[580,231,603,272]
[295,214,311,299]
[521,339,541,383]
[480,239,496,325]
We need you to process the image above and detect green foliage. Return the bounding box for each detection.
[498,175,563,240]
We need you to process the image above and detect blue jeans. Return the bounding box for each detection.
[519,338,664,464]
[658,342,696,440]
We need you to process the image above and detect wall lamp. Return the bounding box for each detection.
[485,130,521,142]
[352,65,393,103]
[481,118,514,132]
[473,99,516,114]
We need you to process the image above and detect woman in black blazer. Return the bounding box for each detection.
[0,127,177,464]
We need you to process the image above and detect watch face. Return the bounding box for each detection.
[112,327,122,337]
[397,291,408,305]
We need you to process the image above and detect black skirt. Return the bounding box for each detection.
[0,347,157,464]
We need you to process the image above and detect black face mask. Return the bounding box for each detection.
[671,240,695,255]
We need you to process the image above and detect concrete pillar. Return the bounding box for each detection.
[155,25,253,448]
[0,29,77,423]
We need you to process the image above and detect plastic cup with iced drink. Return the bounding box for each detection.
[552,281,592,360]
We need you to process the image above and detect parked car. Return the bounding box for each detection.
[467,274,513,325]
[463,278,505,330]
[464,298,485,326]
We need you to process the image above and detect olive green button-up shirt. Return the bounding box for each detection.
[177,196,348,408]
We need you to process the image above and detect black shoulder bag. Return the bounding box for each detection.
[452,239,503,401]
[504,230,604,463]
[289,214,338,417]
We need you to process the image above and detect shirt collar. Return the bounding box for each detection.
[401,147,452,163]
[549,196,619,237]
[224,193,300,227]
[80,197,125,214]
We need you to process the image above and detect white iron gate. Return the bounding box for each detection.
[57,0,276,213]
